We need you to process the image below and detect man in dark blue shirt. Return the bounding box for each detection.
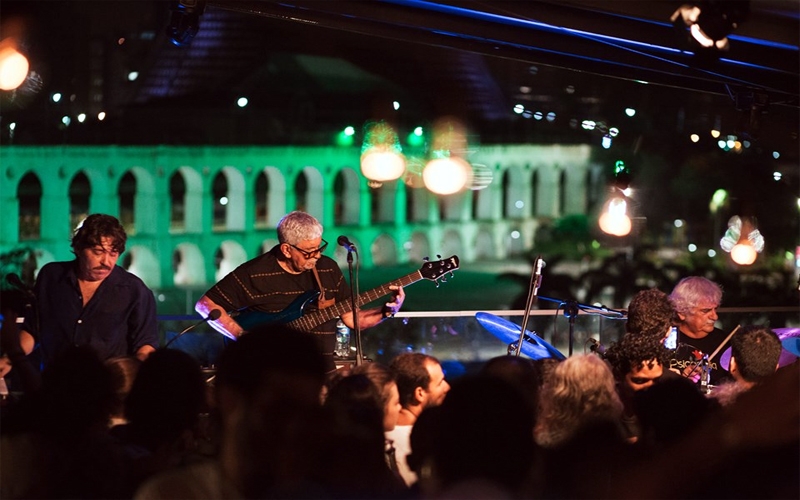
[2,214,158,373]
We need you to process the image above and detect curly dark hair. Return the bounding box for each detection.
[71,214,127,255]
[605,333,671,379]
[626,288,677,338]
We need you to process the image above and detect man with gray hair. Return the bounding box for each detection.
[196,211,405,373]
[669,276,732,386]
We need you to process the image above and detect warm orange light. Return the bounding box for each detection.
[422,157,470,195]
[360,147,405,182]
[0,43,29,91]
[598,197,631,236]
[730,242,757,265]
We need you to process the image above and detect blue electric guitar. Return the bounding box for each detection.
[233,255,459,332]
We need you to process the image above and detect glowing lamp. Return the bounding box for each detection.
[422,156,470,195]
[730,242,757,266]
[360,121,406,182]
[720,216,764,266]
[598,197,631,237]
[360,147,405,182]
[0,44,29,91]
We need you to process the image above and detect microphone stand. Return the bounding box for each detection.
[515,256,543,357]
[164,310,221,349]
[345,248,363,366]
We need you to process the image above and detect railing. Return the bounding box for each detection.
[159,307,800,373]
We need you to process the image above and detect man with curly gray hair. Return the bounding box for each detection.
[668,276,732,386]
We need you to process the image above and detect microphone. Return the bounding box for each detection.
[5,273,35,298]
[588,338,606,358]
[164,309,221,349]
[533,256,545,289]
[337,235,357,253]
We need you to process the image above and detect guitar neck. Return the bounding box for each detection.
[288,270,423,331]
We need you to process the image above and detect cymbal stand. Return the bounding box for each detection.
[536,295,627,357]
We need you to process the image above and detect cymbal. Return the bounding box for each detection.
[720,327,800,370]
[476,312,566,361]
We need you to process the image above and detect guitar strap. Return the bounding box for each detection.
[311,266,335,310]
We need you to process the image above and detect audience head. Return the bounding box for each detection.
[730,325,782,384]
[605,333,670,396]
[669,276,722,338]
[351,362,401,432]
[433,375,536,494]
[215,323,327,409]
[124,348,206,447]
[390,352,449,412]
[626,288,677,339]
[40,344,115,435]
[634,375,720,450]
[104,355,142,425]
[214,324,328,498]
[535,354,623,448]
[480,355,542,417]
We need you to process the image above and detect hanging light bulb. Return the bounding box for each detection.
[422,117,472,195]
[0,38,30,91]
[598,196,632,237]
[360,121,406,182]
[720,215,764,266]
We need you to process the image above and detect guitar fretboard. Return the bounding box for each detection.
[288,270,423,331]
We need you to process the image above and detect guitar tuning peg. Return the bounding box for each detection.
[437,254,442,260]
[440,277,447,283]
[435,281,440,288]
[423,256,430,262]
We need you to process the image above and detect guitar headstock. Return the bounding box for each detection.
[420,255,460,284]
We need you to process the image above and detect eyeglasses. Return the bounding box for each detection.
[287,239,328,259]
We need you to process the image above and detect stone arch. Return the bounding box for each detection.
[371,234,398,266]
[255,166,286,228]
[124,244,161,288]
[125,166,157,237]
[17,171,42,241]
[439,229,464,263]
[502,166,525,219]
[69,171,91,230]
[372,181,397,224]
[215,239,248,282]
[407,231,431,263]
[295,166,324,220]
[505,226,527,257]
[473,228,495,260]
[333,168,360,226]
[170,167,203,233]
[471,168,496,221]
[221,166,246,231]
[173,242,206,286]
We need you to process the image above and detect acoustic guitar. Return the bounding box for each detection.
[233,255,460,332]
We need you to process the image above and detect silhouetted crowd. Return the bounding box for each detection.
[1,316,798,499]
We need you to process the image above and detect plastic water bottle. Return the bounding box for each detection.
[335,320,351,358]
